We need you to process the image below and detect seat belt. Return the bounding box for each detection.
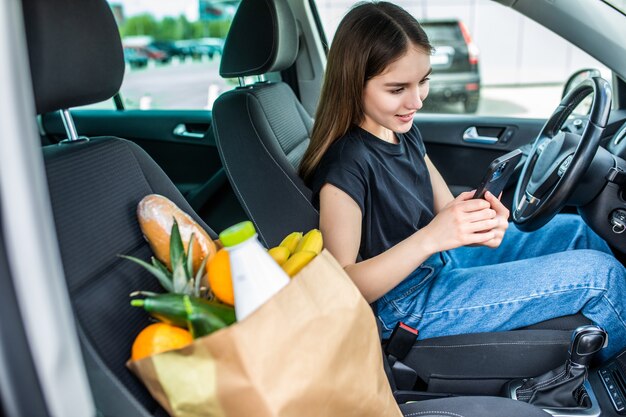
[385,322,420,391]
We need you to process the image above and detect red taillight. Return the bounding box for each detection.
[458,21,479,66]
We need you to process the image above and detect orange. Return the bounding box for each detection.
[131,322,193,361]
[206,248,234,306]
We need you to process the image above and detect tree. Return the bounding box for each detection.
[191,20,232,39]
[121,14,158,37]
[119,13,232,41]
[158,17,178,40]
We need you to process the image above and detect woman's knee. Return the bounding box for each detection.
[576,250,626,288]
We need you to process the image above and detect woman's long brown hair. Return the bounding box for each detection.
[298,1,433,183]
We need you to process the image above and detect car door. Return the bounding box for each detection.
[40,1,247,233]
[416,114,543,206]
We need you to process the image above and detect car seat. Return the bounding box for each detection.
[211,0,592,395]
[20,0,552,414]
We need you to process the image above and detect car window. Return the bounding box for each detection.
[314,0,611,118]
[80,0,241,110]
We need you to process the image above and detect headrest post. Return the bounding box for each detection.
[238,77,246,87]
[59,109,88,144]
[256,74,266,83]
[60,109,79,141]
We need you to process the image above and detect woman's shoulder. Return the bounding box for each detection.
[329,128,370,157]
[318,128,372,171]
[308,129,369,189]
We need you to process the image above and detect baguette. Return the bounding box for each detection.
[137,194,216,275]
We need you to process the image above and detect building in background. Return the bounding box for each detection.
[199,0,238,21]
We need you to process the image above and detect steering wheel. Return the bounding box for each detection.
[513,77,612,231]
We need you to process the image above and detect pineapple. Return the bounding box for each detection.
[122,219,207,297]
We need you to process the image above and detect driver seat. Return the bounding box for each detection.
[212,0,591,395]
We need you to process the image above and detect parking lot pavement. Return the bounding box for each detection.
[117,60,565,119]
[120,58,233,109]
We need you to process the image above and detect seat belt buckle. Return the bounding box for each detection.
[385,322,419,361]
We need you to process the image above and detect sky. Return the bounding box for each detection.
[110,0,200,20]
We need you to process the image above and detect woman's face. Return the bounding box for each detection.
[360,45,431,142]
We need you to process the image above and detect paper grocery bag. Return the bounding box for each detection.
[128,250,402,417]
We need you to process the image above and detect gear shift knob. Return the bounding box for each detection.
[569,325,607,367]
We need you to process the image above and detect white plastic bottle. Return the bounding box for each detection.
[219,221,290,320]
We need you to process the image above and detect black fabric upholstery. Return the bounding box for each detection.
[399,396,550,417]
[22,0,124,114]
[213,82,317,247]
[521,314,591,331]
[220,0,298,78]
[403,330,572,396]
[43,138,216,416]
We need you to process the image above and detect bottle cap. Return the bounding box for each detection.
[219,221,257,247]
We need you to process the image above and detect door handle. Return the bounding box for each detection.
[462,126,499,144]
[173,124,205,139]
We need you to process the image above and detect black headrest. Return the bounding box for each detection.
[220,0,298,78]
[22,0,124,114]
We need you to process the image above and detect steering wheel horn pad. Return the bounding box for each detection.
[527,132,580,198]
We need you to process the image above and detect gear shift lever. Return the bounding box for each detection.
[569,325,607,367]
[509,325,607,409]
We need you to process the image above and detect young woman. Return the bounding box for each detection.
[299,1,626,361]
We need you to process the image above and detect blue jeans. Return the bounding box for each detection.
[376,214,626,361]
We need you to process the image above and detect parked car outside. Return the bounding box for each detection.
[122,47,148,69]
[421,19,481,113]
[188,37,224,60]
[125,45,171,64]
[150,40,192,61]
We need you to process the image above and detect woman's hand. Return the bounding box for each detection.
[481,191,510,248]
[422,190,500,253]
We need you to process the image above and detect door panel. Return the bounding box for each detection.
[416,114,545,206]
[41,109,248,231]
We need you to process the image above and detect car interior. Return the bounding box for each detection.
[2,0,626,416]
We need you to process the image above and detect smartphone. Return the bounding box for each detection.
[472,149,523,199]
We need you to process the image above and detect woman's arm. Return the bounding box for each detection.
[425,155,454,213]
[320,183,499,303]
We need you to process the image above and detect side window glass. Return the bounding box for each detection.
[315,1,610,118]
[81,1,241,110]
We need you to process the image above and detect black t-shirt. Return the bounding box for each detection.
[310,124,435,260]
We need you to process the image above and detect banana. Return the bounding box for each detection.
[279,231,303,254]
[268,246,290,265]
[281,251,317,277]
[294,229,323,255]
